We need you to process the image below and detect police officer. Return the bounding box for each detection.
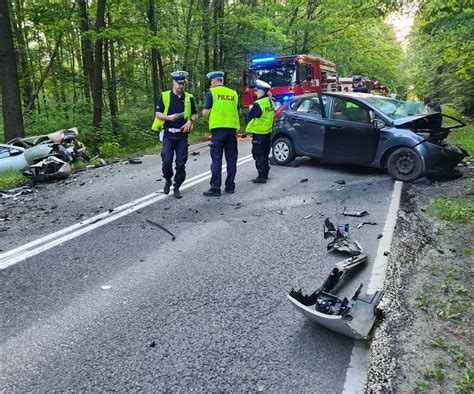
[154,71,198,199]
[246,79,274,183]
[202,71,240,196]
[352,75,368,93]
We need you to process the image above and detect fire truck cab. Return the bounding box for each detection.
[242,54,337,107]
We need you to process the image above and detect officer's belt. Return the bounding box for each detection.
[165,128,182,133]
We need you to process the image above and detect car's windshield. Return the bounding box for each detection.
[250,62,296,87]
[364,96,435,119]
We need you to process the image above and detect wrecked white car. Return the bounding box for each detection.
[0,144,52,175]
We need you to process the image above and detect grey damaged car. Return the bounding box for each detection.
[271,92,468,181]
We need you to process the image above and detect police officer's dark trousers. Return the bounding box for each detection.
[210,129,238,191]
[251,133,271,178]
[161,132,188,187]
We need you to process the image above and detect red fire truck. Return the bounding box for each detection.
[241,54,338,107]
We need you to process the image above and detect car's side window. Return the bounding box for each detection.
[295,98,322,118]
[0,147,11,159]
[331,97,371,124]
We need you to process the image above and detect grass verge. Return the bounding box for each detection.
[0,170,30,190]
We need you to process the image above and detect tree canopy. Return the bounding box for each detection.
[0,0,471,151]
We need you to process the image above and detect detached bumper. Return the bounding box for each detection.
[288,289,383,340]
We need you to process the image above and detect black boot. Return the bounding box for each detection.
[203,188,221,197]
[252,177,267,184]
[173,186,182,199]
[163,179,172,194]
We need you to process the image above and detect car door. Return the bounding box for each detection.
[287,96,325,157]
[322,96,379,164]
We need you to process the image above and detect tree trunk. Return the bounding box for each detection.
[78,0,94,101]
[148,0,160,104]
[202,0,210,75]
[11,0,33,111]
[183,0,195,72]
[104,40,118,132]
[26,1,77,112]
[0,0,24,141]
[92,0,106,130]
[212,0,219,69]
[26,31,63,112]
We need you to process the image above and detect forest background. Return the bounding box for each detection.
[0,0,472,156]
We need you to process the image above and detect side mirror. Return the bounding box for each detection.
[373,119,386,130]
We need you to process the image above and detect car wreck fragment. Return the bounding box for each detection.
[1,127,89,181]
[288,218,383,340]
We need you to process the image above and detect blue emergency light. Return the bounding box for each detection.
[283,95,290,101]
[252,57,276,64]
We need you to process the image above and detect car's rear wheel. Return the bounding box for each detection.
[272,137,295,165]
[387,147,423,182]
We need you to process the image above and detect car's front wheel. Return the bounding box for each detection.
[272,137,295,165]
[387,147,423,182]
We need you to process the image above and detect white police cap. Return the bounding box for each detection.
[171,71,188,82]
[206,71,224,79]
[255,79,271,91]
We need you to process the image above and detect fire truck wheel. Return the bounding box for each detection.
[272,137,295,165]
[387,147,423,182]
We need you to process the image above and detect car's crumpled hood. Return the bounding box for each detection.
[393,113,466,143]
[393,113,443,128]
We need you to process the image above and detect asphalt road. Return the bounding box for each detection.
[0,139,395,391]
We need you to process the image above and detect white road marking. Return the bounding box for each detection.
[0,154,254,270]
[342,180,403,394]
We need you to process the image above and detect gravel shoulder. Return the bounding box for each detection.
[367,170,473,393]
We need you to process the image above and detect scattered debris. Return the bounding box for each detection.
[128,159,142,164]
[95,158,108,168]
[383,251,389,256]
[101,285,112,290]
[149,341,156,348]
[276,210,284,215]
[324,218,363,256]
[0,188,34,199]
[356,221,378,229]
[377,233,383,239]
[335,179,346,185]
[191,151,200,156]
[303,214,313,219]
[27,156,72,183]
[300,178,308,183]
[342,208,369,217]
[288,217,382,340]
[146,219,176,241]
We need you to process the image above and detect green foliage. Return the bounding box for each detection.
[99,142,122,159]
[405,1,474,116]
[0,170,30,190]
[451,345,468,366]
[452,364,474,393]
[413,379,430,392]
[432,336,446,348]
[427,196,474,222]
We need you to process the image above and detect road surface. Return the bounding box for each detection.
[0,139,395,391]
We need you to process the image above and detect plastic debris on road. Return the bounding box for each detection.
[288,217,383,340]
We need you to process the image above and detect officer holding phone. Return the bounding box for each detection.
[154,71,198,198]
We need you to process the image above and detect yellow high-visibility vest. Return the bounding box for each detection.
[245,96,274,134]
[208,86,240,130]
[151,91,192,131]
